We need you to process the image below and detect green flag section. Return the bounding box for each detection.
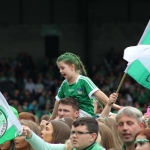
[125,59,150,89]
[138,20,150,44]
[0,92,23,144]
[124,45,150,90]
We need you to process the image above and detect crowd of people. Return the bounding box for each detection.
[1,98,150,150]
[0,50,150,150]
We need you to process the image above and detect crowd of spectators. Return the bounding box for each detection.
[0,50,149,119]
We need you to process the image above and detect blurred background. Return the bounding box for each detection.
[0,0,150,118]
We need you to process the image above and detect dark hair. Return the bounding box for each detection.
[73,117,98,135]
[50,120,70,144]
[59,97,79,111]
[57,52,87,76]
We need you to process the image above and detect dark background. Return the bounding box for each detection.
[0,0,150,65]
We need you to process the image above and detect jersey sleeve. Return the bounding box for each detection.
[82,76,99,98]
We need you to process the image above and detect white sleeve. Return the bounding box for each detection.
[26,132,65,150]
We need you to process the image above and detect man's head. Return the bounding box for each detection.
[116,106,144,146]
[70,117,98,149]
[58,97,79,120]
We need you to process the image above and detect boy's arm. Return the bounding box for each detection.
[100,93,118,118]
[94,90,121,110]
[50,100,59,120]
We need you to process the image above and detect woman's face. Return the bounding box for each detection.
[41,122,53,143]
[14,135,29,150]
[135,134,150,150]
[0,141,11,150]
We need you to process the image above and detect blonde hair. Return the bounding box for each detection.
[105,118,123,148]
[19,119,41,150]
[147,118,150,128]
[98,122,117,149]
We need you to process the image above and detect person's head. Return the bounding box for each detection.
[57,52,87,78]
[59,117,74,129]
[134,128,150,150]
[70,117,98,150]
[98,122,116,149]
[0,140,15,150]
[41,120,70,144]
[19,112,36,122]
[40,114,50,122]
[58,97,79,120]
[116,106,144,146]
[14,119,40,150]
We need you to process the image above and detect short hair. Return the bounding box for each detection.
[116,106,143,123]
[50,120,70,144]
[135,128,150,141]
[59,97,79,111]
[73,117,98,135]
[19,112,36,122]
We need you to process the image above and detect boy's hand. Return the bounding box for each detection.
[108,93,118,106]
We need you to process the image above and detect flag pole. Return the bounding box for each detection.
[116,73,127,94]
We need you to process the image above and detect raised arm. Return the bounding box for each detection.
[23,125,65,150]
[93,90,121,110]
[100,93,118,118]
[50,100,59,120]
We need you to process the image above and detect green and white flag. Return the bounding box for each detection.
[123,20,150,90]
[138,20,150,45]
[124,45,150,89]
[0,92,23,144]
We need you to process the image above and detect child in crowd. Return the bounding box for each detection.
[51,52,121,118]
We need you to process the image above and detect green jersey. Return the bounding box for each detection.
[73,142,105,150]
[55,75,99,116]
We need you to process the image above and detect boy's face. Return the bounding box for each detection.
[58,103,79,120]
[70,125,95,149]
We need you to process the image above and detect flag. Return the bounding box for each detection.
[138,20,150,44]
[0,92,23,144]
[124,45,150,89]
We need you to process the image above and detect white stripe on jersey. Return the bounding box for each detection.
[80,75,97,89]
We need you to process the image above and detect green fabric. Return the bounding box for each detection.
[56,75,99,116]
[10,106,19,118]
[140,30,150,44]
[73,142,104,150]
[126,59,150,90]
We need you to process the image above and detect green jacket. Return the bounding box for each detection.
[73,142,105,150]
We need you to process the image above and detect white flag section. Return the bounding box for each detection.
[124,45,150,90]
[0,92,23,144]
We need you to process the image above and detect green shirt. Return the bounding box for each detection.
[56,75,99,116]
[73,142,105,150]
